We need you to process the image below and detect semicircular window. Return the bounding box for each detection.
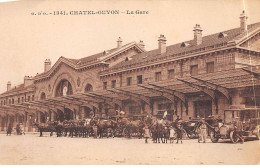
[85,84,93,92]
[55,79,73,97]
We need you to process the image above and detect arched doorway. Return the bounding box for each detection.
[17,114,24,124]
[83,106,93,118]
[28,113,35,132]
[1,116,8,131]
[194,100,212,118]
[9,115,15,127]
[0,116,5,131]
[85,84,93,92]
[57,109,64,122]
[64,108,74,121]
[40,112,46,123]
[55,79,73,97]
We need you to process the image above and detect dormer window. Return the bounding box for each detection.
[125,57,132,62]
[181,42,190,47]
[103,50,108,55]
[218,32,227,38]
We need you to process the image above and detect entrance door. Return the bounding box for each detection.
[64,108,73,121]
[83,106,92,118]
[194,100,212,118]
[28,115,33,132]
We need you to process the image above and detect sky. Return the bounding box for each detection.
[0,0,260,93]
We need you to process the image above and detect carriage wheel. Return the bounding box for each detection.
[187,132,197,139]
[230,131,239,143]
[182,129,188,139]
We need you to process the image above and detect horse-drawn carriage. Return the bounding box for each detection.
[34,122,57,137]
[32,115,222,142]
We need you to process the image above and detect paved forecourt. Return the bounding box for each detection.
[0,134,259,165]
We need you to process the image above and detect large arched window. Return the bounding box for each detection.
[55,79,73,97]
[85,84,93,92]
[40,92,46,100]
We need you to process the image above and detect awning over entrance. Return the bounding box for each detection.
[0,66,259,115]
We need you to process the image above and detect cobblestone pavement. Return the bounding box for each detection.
[0,133,259,165]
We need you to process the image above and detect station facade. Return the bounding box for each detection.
[0,11,260,132]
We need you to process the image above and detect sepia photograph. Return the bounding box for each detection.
[0,0,259,165]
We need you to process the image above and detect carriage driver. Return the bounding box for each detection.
[169,126,175,144]
[93,124,98,138]
[143,125,151,143]
[234,117,244,144]
[198,118,207,143]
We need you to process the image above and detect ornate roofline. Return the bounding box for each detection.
[33,42,145,82]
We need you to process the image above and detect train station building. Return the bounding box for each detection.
[0,11,260,132]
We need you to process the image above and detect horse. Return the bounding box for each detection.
[68,120,78,138]
[34,122,56,137]
[79,118,95,138]
[150,119,172,143]
[97,119,117,138]
[62,120,70,137]
[162,126,170,143]
[122,119,145,138]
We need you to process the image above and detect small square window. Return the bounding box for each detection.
[103,82,107,90]
[155,72,162,81]
[137,75,142,84]
[190,65,198,76]
[111,80,116,88]
[168,69,175,79]
[206,62,214,73]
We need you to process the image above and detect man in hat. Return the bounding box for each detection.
[93,124,98,138]
[143,125,151,143]
[198,118,207,143]
[169,126,175,144]
[234,117,244,144]
[7,124,12,136]
[176,121,183,144]
[175,116,180,123]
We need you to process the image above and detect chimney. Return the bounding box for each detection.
[117,37,122,48]
[193,24,203,45]
[7,81,11,91]
[44,59,51,72]
[240,10,248,32]
[139,40,145,49]
[158,34,166,54]
[24,76,34,87]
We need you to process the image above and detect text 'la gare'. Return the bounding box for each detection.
[126,10,149,15]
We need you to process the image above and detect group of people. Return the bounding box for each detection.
[4,115,245,145]
[5,123,24,136]
[143,116,208,144]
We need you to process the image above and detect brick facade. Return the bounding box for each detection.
[0,12,260,132]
